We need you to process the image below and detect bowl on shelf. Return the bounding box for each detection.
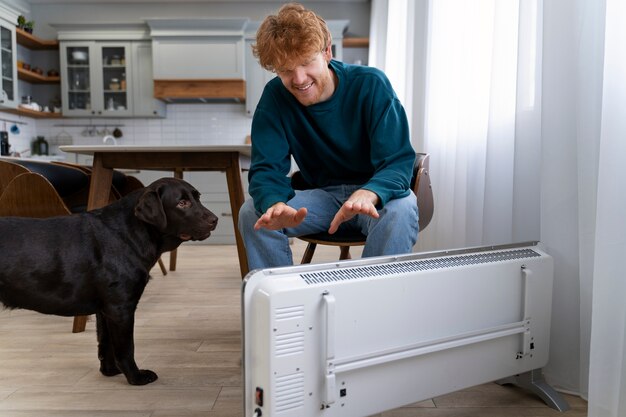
[71,50,88,62]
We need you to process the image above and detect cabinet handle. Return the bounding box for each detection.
[221,213,233,217]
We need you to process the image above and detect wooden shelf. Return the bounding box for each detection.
[0,107,63,119]
[343,37,369,48]
[18,67,60,84]
[16,28,59,50]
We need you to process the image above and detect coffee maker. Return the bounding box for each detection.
[0,130,9,156]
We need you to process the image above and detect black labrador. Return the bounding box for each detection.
[0,177,218,385]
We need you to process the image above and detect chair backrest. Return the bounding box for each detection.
[0,160,29,197]
[0,172,71,218]
[412,153,434,232]
[9,158,90,198]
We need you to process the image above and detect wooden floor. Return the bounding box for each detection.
[0,242,587,417]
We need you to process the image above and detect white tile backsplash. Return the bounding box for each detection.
[1,103,252,159]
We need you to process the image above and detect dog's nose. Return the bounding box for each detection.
[205,212,218,229]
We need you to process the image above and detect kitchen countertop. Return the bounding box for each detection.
[60,144,251,157]
[0,154,67,162]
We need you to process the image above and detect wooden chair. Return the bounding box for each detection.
[0,160,29,196]
[294,152,434,264]
[1,158,93,213]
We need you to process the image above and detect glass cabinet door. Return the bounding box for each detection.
[65,45,92,114]
[100,45,131,116]
[0,25,16,108]
[61,42,132,117]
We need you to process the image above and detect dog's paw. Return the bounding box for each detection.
[128,369,158,385]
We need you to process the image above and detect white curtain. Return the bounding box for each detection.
[585,0,626,414]
[371,0,626,414]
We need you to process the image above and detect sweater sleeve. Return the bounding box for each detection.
[361,83,415,207]
[248,105,295,214]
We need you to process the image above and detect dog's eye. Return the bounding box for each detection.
[177,200,191,209]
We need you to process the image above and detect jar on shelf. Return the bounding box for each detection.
[109,78,120,91]
[120,73,126,90]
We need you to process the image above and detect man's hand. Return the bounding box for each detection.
[254,202,308,231]
[328,189,380,234]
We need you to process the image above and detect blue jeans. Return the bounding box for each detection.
[238,184,419,271]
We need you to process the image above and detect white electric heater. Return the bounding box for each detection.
[242,242,569,417]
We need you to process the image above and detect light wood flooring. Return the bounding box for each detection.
[0,241,587,417]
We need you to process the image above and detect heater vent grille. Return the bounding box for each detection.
[300,248,540,285]
[275,331,305,357]
[275,305,305,321]
[274,371,305,413]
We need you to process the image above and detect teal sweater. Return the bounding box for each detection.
[249,59,415,213]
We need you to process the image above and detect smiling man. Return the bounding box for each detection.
[238,2,419,270]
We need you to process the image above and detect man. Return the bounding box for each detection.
[239,2,419,270]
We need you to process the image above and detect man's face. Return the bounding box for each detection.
[276,45,335,106]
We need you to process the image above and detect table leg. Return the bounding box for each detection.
[169,169,184,272]
[225,154,249,278]
[73,154,114,333]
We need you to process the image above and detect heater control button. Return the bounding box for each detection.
[255,387,264,406]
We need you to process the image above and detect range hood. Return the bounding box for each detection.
[146,18,248,102]
[153,79,246,103]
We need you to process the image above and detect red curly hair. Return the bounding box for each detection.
[253,2,332,72]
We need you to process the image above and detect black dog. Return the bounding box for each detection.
[0,178,218,385]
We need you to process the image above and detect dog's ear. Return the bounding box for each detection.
[135,189,167,230]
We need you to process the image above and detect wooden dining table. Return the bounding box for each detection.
[60,145,252,294]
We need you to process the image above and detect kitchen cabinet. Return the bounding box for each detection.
[60,41,134,117]
[0,17,17,109]
[244,41,274,117]
[148,18,247,80]
[131,41,165,117]
[54,23,165,118]
[147,18,247,101]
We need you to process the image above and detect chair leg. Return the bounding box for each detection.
[169,249,177,271]
[301,242,317,264]
[339,246,352,260]
[157,257,168,275]
[72,315,88,333]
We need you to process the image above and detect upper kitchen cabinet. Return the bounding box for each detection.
[243,21,274,117]
[243,20,349,118]
[53,23,164,118]
[147,18,247,102]
[60,41,133,117]
[131,41,165,117]
[0,10,18,109]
